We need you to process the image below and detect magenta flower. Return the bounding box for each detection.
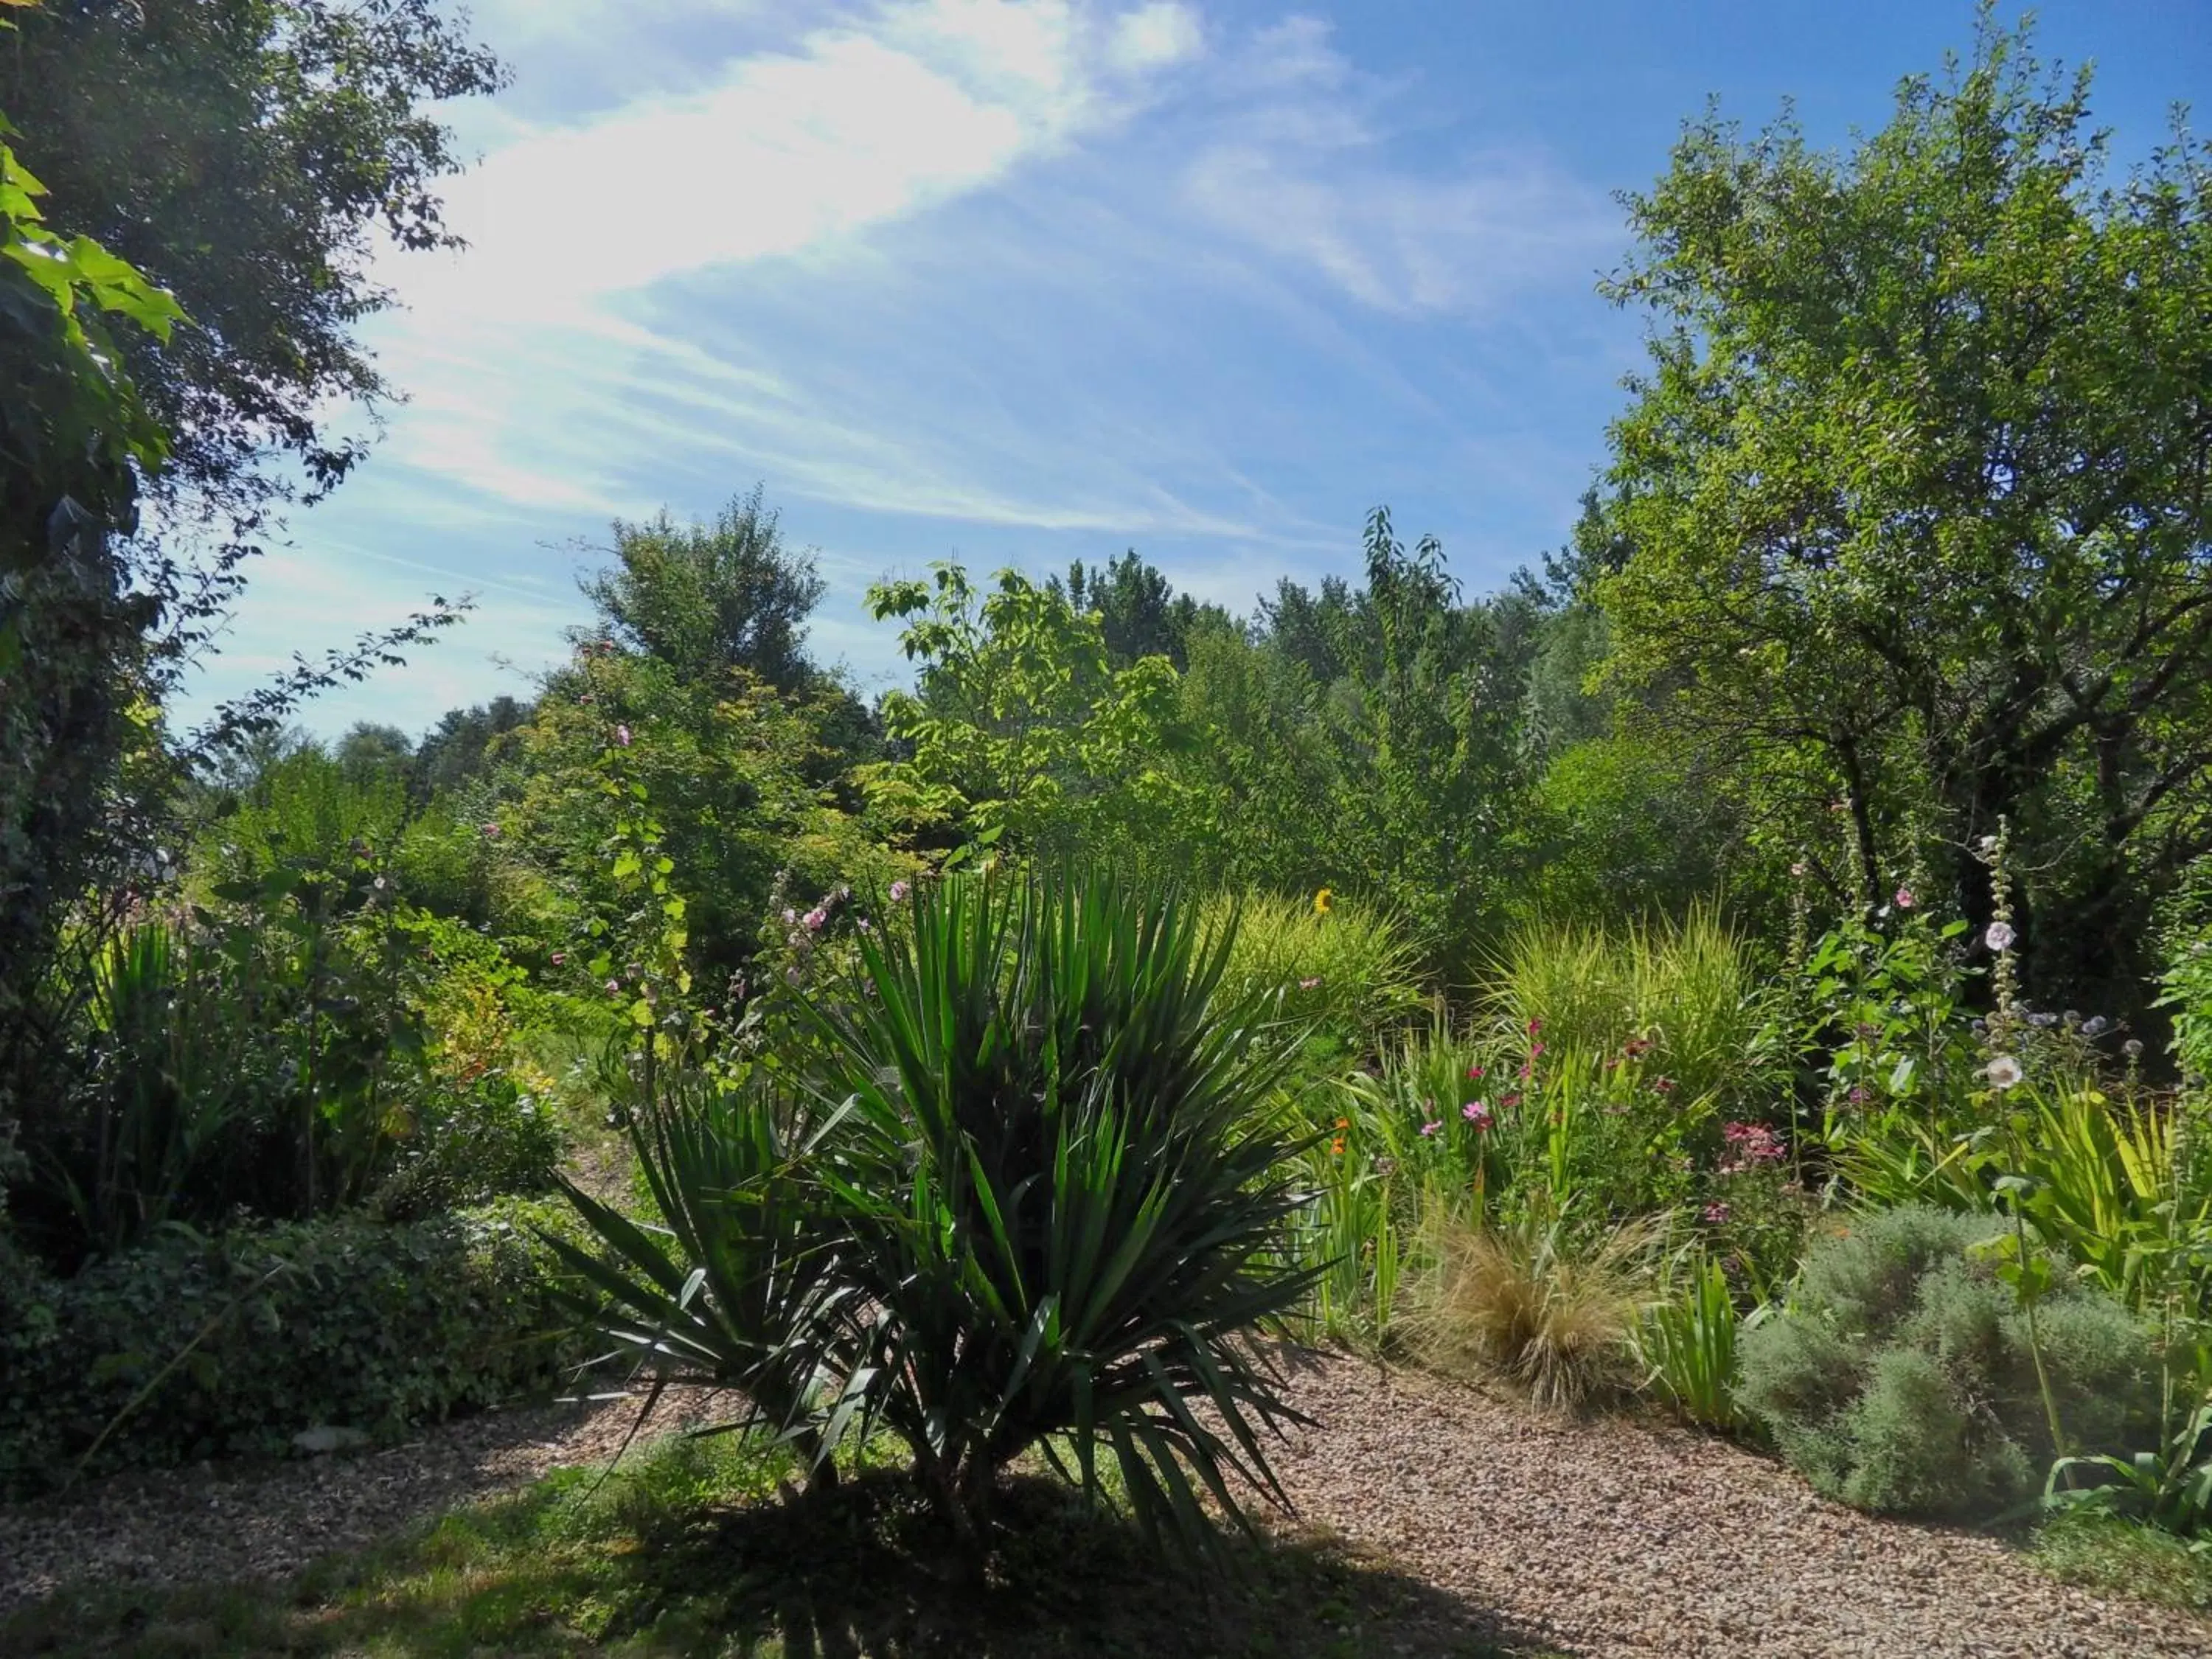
[1702,1202,1732,1225]
[1466,1063,1484,1080]
[1895,886,1915,909]
[1461,1100,1492,1130]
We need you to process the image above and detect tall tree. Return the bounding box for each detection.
[1593,13,2212,1007]
[581,487,827,694]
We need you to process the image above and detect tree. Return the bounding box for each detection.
[1052,549,1230,670]
[862,563,1210,866]
[1593,13,2212,1008]
[581,489,827,694]
[4,1,504,529]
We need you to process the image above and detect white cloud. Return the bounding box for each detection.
[1180,16,1617,315]
[1108,2,1204,71]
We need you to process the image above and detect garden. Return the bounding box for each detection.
[6,4,2212,1655]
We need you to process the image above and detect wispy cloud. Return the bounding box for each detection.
[1180,17,1618,316]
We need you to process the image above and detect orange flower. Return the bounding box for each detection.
[1329,1137,1346,1156]
[1335,1116,1350,1130]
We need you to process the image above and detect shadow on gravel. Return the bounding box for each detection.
[2,1466,1564,1658]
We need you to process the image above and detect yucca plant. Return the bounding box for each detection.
[557,867,1321,1560]
[815,869,1321,1549]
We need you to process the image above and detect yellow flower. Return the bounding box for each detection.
[1312,887,1333,916]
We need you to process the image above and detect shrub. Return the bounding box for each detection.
[1409,1208,1658,1411]
[557,867,1318,1557]
[1736,1206,2158,1519]
[1487,905,1775,1115]
[0,1197,590,1495]
[1203,888,1427,1065]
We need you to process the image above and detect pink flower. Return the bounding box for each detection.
[1528,1041,1546,1059]
[605,978,621,995]
[782,908,798,925]
[1790,861,1806,877]
[1895,886,1915,909]
[1527,1018,1543,1036]
[888,880,911,902]
[480,821,502,838]
[551,951,566,966]
[614,724,632,747]
[803,907,827,932]
[1465,1064,1484,1080]
[1420,1119,1442,1138]
[1461,1100,1492,1130]
[1985,920,2016,952]
[1651,1077,1677,1095]
[1298,975,1323,990]
[1500,1092,1522,1110]
[1702,1202,1732,1225]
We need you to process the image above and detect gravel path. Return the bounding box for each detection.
[1269,1352,2212,1658]
[3,1352,2208,1657]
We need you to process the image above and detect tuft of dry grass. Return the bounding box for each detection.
[1408,1209,1660,1411]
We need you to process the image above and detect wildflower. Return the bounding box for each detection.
[1624,1036,1652,1059]
[1527,1018,1543,1036]
[1985,1054,2024,1091]
[605,978,622,995]
[1313,888,1333,916]
[782,908,798,925]
[1894,886,1915,910]
[889,879,911,902]
[1702,1203,1732,1225]
[1374,1156,1397,1176]
[1500,1092,1522,1109]
[1335,1117,1350,1130]
[2082,1015,2109,1037]
[1529,1041,1546,1059]
[1517,1063,1533,1081]
[552,951,566,966]
[2029,1012,2058,1029]
[1979,834,2000,855]
[803,907,827,932]
[1790,861,1806,877]
[1421,1119,1442,1138]
[1298,975,1323,990]
[1465,1064,1484,1080]
[1462,1100,1492,1130]
[614,723,632,747]
[2124,1038,2145,1059]
[785,964,804,986]
[1651,1077,1677,1095]
[1985,920,2016,952]
[1330,1138,1346,1157]
[480,821,502,838]
[1847,1085,1868,1106]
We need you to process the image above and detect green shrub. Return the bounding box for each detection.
[1203,888,1427,1065]
[1737,1206,2157,1519]
[1487,905,1775,1115]
[558,867,1317,1559]
[0,1197,590,1495]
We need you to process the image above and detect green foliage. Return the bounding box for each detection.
[1635,1257,1761,1433]
[863,563,1208,866]
[580,487,827,692]
[0,1197,588,1495]
[1488,905,1777,1115]
[2032,1508,2212,1613]
[2048,1394,2212,1540]
[1594,12,2212,1013]
[557,869,1318,1559]
[1737,1206,2158,1518]
[1202,887,1427,1066]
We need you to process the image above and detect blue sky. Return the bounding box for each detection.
[178,0,2212,737]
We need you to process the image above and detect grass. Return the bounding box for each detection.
[2,1431,1556,1659]
[2028,1509,2212,1615]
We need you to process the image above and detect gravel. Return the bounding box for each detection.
[3,1352,2208,1657]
